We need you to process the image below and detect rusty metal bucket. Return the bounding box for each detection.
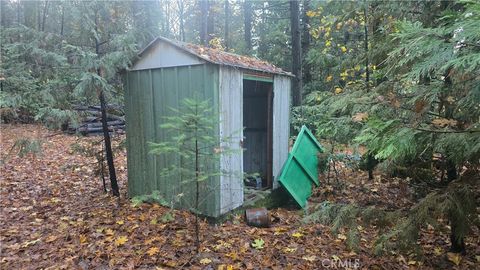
[245,207,270,228]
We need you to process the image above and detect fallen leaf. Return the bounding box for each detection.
[302,255,317,262]
[147,247,159,256]
[283,247,296,253]
[447,252,462,265]
[79,234,87,244]
[251,238,265,249]
[434,247,443,256]
[200,258,212,265]
[291,232,303,238]
[115,236,128,246]
[337,234,347,240]
[22,238,41,248]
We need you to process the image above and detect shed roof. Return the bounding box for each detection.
[137,37,293,76]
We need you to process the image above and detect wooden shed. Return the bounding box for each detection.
[124,37,292,217]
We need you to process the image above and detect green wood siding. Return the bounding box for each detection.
[125,64,221,217]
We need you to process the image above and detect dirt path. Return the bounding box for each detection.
[1,124,477,269]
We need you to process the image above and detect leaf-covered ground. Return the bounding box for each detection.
[1,124,478,269]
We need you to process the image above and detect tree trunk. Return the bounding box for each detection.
[1,1,6,27]
[17,1,21,25]
[302,0,312,84]
[95,11,120,197]
[199,0,208,45]
[206,1,214,45]
[41,0,48,31]
[224,0,230,50]
[363,1,374,180]
[290,0,302,106]
[243,0,252,52]
[23,1,37,29]
[178,0,185,41]
[363,0,370,90]
[449,220,466,254]
[60,4,64,36]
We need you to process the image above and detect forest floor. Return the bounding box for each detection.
[1,124,479,270]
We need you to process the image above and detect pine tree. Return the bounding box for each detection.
[149,97,239,253]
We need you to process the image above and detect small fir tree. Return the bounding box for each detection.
[149,97,239,253]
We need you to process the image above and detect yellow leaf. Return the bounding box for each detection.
[291,232,303,238]
[283,247,297,253]
[115,236,128,246]
[200,258,212,265]
[326,75,333,82]
[79,234,88,244]
[332,255,341,261]
[337,234,347,240]
[334,87,343,94]
[273,227,287,235]
[302,255,317,262]
[434,247,443,256]
[325,40,332,47]
[340,46,347,53]
[226,252,238,260]
[227,265,233,270]
[447,252,462,265]
[306,10,316,17]
[116,220,124,225]
[147,246,159,256]
[407,260,417,265]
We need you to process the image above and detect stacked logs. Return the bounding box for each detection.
[67,105,125,136]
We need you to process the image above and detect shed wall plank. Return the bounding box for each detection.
[218,67,244,214]
[272,75,291,189]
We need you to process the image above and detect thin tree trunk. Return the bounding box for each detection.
[95,11,120,197]
[60,4,64,36]
[224,0,230,50]
[207,0,214,45]
[302,0,312,84]
[1,1,6,27]
[363,0,369,90]
[199,0,208,45]
[363,0,375,180]
[290,0,302,106]
[194,125,200,253]
[243,0,252,52]
[17,1,21,25]
[41,0,48,31]
[178,0,185,41]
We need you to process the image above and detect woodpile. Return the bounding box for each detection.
[67,105,125,136]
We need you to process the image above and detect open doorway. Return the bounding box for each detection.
[243,79,273,189]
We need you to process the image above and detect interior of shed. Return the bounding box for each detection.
[243,79,273,190]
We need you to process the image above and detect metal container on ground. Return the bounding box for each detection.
[245,207,270,228]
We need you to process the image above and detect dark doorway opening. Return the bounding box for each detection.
[243,79,273,189]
